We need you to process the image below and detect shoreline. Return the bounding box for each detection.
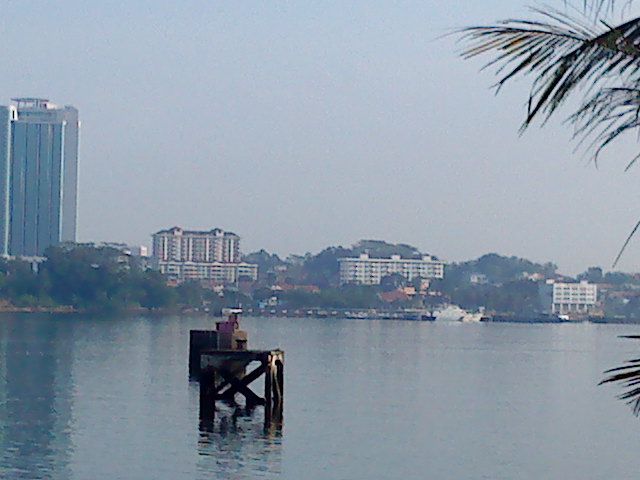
[1,307,640,325]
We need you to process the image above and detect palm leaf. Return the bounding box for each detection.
[460,10,640,131]
[601,340,640,415]
[570,86,640,166]
[611,217,640,268]
[579,0,633,15]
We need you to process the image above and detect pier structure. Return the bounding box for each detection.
[190,308,284,430]
[199,349,284,430]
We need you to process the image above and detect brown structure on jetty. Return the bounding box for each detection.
[190,308,284,430]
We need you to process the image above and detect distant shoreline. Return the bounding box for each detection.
[1,307,640,325]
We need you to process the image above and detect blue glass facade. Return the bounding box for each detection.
[0,100,78,256]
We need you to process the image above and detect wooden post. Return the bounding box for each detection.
[270,352,284,429]
[199,368,216,431]
[189,330,218,377]
[264,358,273,428]
[199,349,284,431]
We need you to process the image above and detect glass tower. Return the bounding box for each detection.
[0,98,79,256]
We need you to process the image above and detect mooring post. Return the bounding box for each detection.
[199,368,216,426]
[189,330,218,378]
[270,351,284,428]
[276,357,284,404]
[264,356,273,428]
[198,349,285,431]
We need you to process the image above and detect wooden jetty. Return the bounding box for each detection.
[199,349,284,430]
[190,308,284,431]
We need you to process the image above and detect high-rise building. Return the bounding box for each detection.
[0,98,79,256]
[153,227,240,263]
[152,227,258,284]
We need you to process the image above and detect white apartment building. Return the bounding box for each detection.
[153,227,240,263]
[152,227,257,284]
[159,261,258,284]
[539,280,598,315]
[338,253,445,285]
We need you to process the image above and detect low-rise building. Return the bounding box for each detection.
[469,273,489,284]
[539,279,598,315]
[158,261,258,284]
[338,253,445,285]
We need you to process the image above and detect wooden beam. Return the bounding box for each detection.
[216,369,265,405]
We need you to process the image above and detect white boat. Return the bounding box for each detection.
[460,311,483,323]
[435,305,482,322]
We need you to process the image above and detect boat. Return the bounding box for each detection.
[460,311,483,323]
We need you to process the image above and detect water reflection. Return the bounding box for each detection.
[0,315,73,479]
[197,401,283,479]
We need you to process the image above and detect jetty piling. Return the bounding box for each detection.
[191,308,284,430]
[199,349,284,429]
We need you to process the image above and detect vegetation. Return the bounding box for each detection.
[460,0,640,413]
[0,244,243,313]
[277,285,381,310]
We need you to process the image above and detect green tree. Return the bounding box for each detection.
[302,246,352,287]
[380,273,407,292]
[138,270,176,309]
[577,266,604,283]
[351,240,421,259]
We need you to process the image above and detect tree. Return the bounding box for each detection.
[301,246,352,287]
[380,273,407,292]
[577,266,604,283]
[460,0,640,414]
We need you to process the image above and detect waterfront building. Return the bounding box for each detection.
[153,226,239,263]
[538,279,598,315]
[158,260,258,284]
[0,98,79,256]
[152,227,257,284]
[338,253,445,285]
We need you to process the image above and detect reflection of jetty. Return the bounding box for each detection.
[190,309,284,431]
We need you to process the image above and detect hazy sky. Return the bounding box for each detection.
[4,0,640,275]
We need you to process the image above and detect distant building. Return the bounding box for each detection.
[338,253,445,285]
[539,280,598,315]
[129,245,149,257]
[469,273,489,284]
[158,261,258,284]
[0,98,79,256]
[84,242,148,257]
[153,226,239,263]
[151,227,257,284]
[520,272,547,282]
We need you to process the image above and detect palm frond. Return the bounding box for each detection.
[580,0,627,15]
[601,346,640,415]
[460,10,640,130]
[581,0,636,16]
[611,217,640,268]
[570,86,640,166]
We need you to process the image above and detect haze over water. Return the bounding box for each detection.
[2,314,640,479]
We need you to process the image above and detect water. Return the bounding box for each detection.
[1,314,640,480]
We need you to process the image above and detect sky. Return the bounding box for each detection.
[3,0,640,275]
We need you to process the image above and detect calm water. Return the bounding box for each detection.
[1,315,640,479]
